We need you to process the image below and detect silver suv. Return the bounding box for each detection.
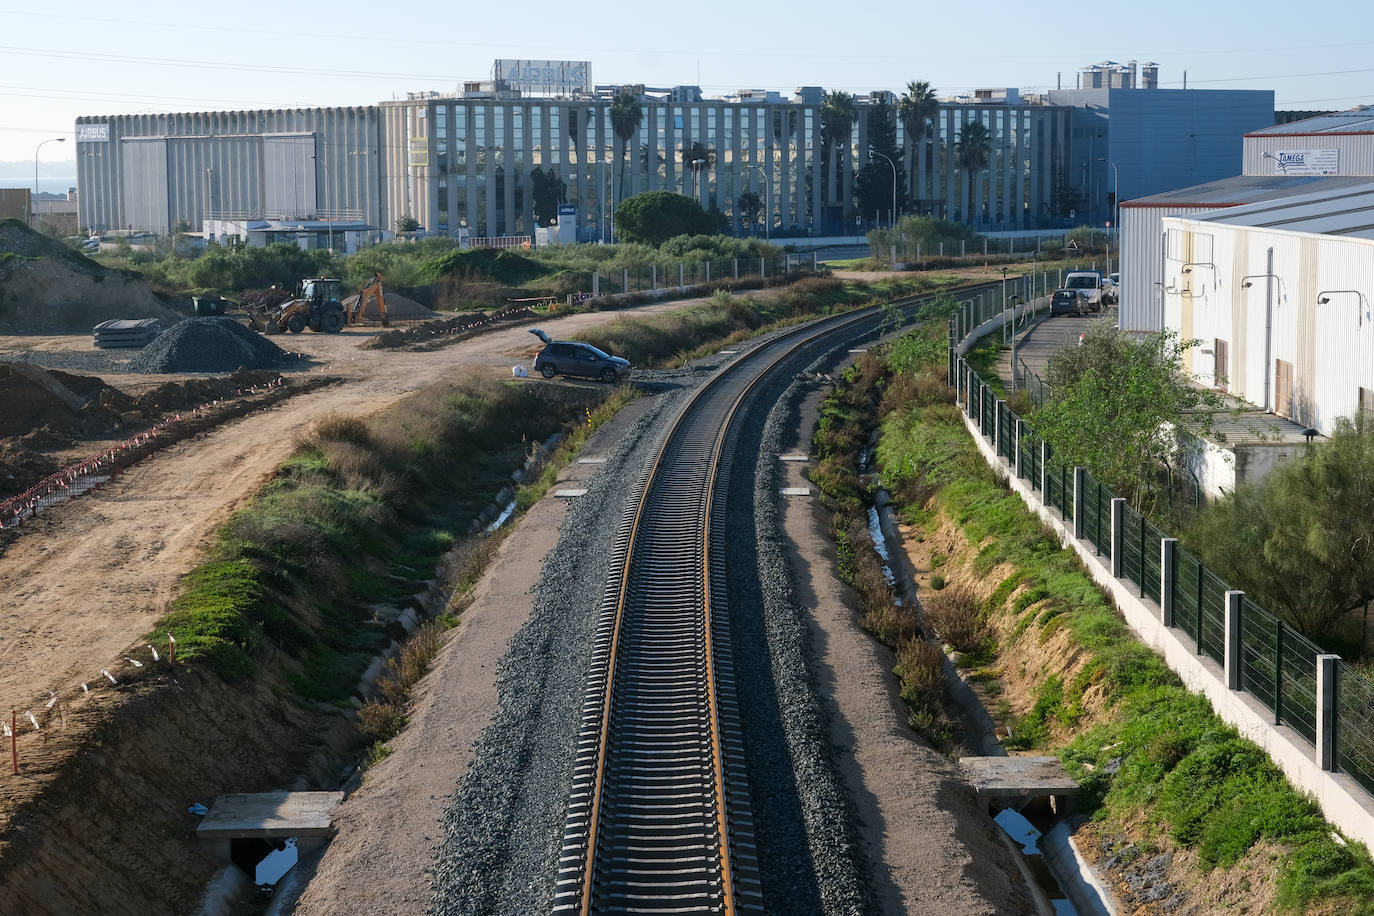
[530,329,631,383]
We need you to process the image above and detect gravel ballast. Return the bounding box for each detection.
[427,337,880,914]
[428,366,710,915]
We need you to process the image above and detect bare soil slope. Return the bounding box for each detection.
[0,220,182,333]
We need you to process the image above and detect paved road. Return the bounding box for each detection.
[1007,309,1113,390]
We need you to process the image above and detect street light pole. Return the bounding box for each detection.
[692,158,705,204]
[33,136,66,228]
[1110,161,1120,268]
[871,150,897,229]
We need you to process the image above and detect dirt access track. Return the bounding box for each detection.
[0,298,704,781]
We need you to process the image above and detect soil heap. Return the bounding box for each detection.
[0,219,182,333]
[130,317,293,373]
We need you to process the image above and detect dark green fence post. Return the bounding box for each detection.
[1139,512,1147,598]
[1093,482,1101,554]
[1196,562,1205,655]
[1274,620,1284,726]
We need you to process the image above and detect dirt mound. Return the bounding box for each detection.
[0,220,183,334]
[363,306,537,350]
[341,290,439,322]
[0,362,124,440]
[130,317,294,373]
[0,363,299,499]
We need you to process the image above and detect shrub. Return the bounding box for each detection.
[357,700,406,743]
[922,581,986,652]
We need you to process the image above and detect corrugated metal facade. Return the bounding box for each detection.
[75,107,382,234]
[1243,134,1374,177]
[1118,203,1215,332]
[1162,214,1374,433]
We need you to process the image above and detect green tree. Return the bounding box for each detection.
[609,90,644,206]
[898,80,939,206]
[737,191,763,235]
[819,90,856,219]
[613,191,715,246]
[854,102,906,225]
[530,167,567,228]
[1188,416,1374,641]
[1031,322,1224,509]
[954,120,991,225]
[394,214,420,234]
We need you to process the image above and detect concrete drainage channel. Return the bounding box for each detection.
[191,435,564,914]
[870,486,1118,916]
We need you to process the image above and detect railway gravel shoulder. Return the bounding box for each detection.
[426,367,711,915]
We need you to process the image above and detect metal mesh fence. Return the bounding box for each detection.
[1198,566,1229,666]
[1239,597,1280,717]
[1141,517,1164,604]
[1279,628,1322,743]
[999,406,1015,462]
[1173,547,1202,649]
[1120,503,1145,594]
[1337,664,1374,797]
[1018,426,1038,487]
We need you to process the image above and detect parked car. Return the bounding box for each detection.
[1063,271,1105,311]
[529,328,631,383]
[1102,272,1120,304]
[1050,288,1087,317]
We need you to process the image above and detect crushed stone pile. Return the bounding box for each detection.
[130,317,294,373]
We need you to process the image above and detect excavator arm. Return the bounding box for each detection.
[351,273,390,326]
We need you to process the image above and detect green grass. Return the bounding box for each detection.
[145,376,599,697]
[833,319,1374,912]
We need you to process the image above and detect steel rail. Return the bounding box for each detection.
[553,282,1000,914]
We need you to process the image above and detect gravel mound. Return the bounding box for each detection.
[129,317,292,373]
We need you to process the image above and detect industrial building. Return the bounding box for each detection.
[1161,181,1374,439]
[1120,105,1374,333]
[74,59,1274,244]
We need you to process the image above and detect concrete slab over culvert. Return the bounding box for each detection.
[197,791,343,864]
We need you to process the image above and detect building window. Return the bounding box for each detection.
[1360,387,1374,418]
[1214,339,1229,391]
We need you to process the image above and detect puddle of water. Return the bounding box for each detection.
[484,499,517,533]
[866,506,897,590]
[995,808,1077,915]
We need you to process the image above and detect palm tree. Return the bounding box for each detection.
[898,81,939,208]
[609,90,644,206]
[682,141,715,202]
[819,90,856,226]
[955,120,991,226]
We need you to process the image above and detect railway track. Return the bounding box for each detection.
[551,284,998,914]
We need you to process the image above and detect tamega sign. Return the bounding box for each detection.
[493,60,592,95]
[1271,149,1339,176]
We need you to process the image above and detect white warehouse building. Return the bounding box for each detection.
[1161,181,1374,434]
[1120,105,1374,333]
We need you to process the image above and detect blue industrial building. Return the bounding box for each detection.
[1047,87,1276,228]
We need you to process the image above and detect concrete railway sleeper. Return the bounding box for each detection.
[552,283,1001,914]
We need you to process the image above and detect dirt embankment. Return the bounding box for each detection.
[0,219,182,333]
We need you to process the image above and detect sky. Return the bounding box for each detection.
[3,0,1373,174]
